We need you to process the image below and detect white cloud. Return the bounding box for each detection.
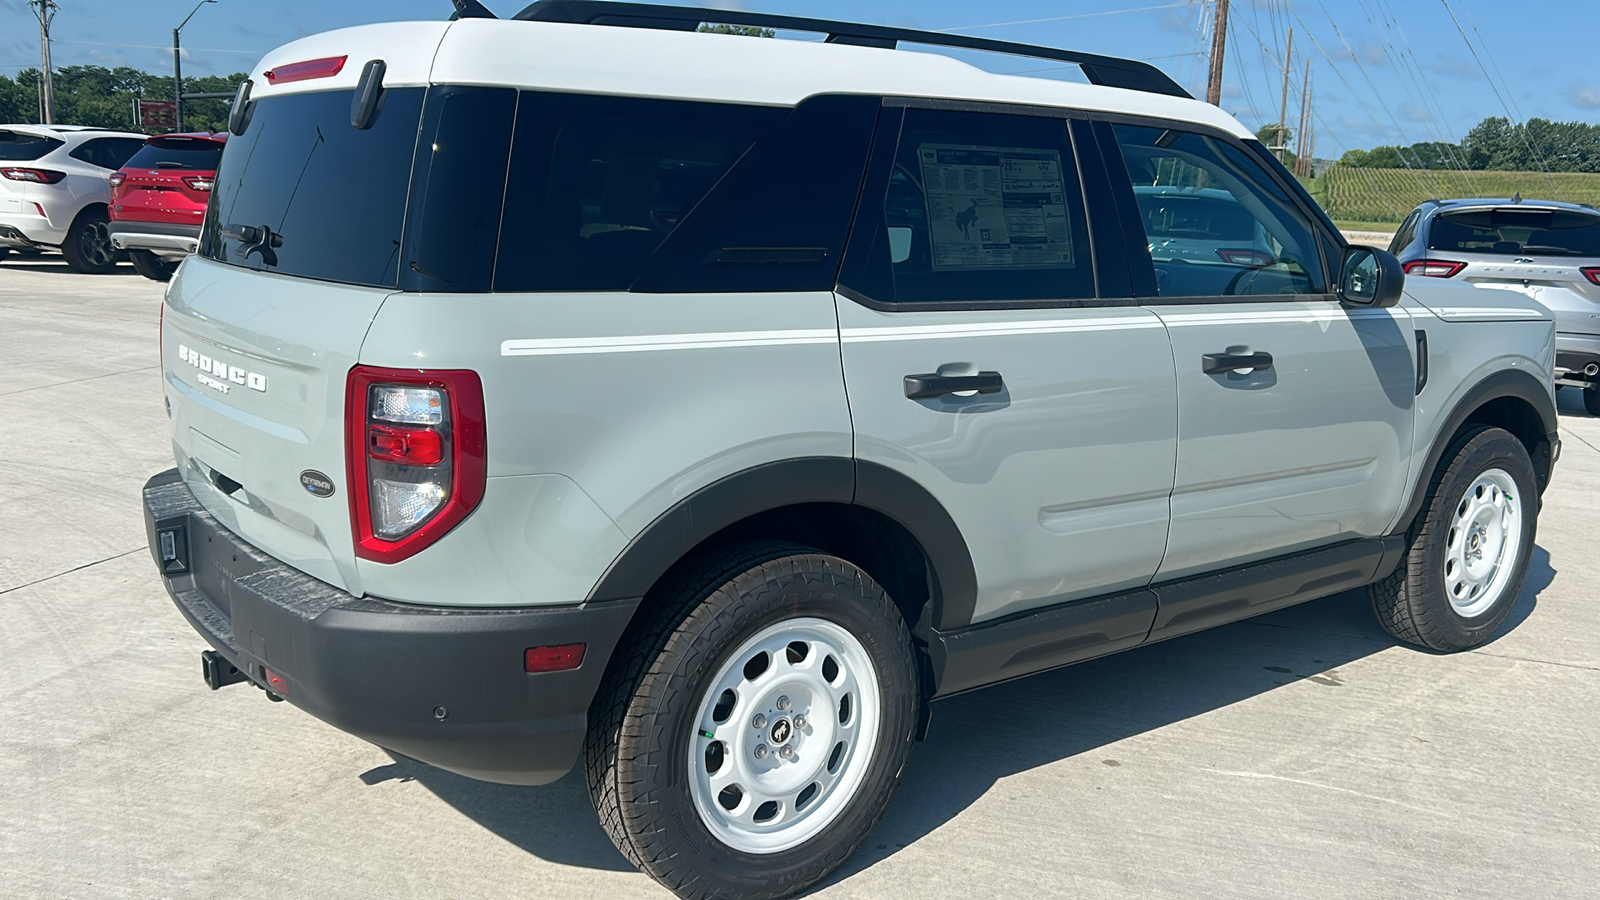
[1572,84,1600,110]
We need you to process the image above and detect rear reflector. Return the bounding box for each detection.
[264,55,348,84]
[1581,267,1600,286]
[1,167,65,184]
[525,643,586,673]
[262,667,289,696]
[1402,259,1467,278]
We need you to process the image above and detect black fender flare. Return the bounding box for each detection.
[585,458,980,631]
[1394,367,1557,532]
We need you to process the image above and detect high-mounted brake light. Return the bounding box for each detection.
[264,55,348,85]
[108,172,126,188]
[182,175,214,192]
[346,366,485,564]
[1402,259,1467,278]
[1,167,65,184]
[1581,266,1600,286]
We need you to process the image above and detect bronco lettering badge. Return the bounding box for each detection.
[177,344,267,395]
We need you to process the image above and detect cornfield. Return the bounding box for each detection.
[1318,167,1600,224]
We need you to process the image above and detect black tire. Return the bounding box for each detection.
[584,541,920,900]
[0,248,10,263]
[128,249,178,282]
[1369,426,1538,651]
[60,208,118,274]
[1584,386,1600,417]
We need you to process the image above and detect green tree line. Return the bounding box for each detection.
[1,65,246,134]
[1338,116,1600,173]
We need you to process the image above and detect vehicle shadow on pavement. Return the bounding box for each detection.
[0,261,138,275]
[823,545,1554,889]
[353,547,1552,882]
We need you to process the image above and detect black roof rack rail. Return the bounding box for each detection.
[512,0,1193,99]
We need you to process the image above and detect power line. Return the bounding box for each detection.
[939,3,1195,33]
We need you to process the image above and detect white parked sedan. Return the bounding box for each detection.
[0,124,147,272]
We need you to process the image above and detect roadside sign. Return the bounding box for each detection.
[138,99,177,129]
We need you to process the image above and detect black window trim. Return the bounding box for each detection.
[836,97,1115,313]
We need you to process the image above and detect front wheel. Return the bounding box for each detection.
[128,249,179,281]
[585,542,920,900]
[1370,426,1538,651]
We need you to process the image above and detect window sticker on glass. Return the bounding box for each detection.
[917,144,1075,270]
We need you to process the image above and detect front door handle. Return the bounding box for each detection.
[1202,351,1273,374]
[904,371,1004,399]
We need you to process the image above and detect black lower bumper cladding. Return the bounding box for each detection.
[142,469,638,785]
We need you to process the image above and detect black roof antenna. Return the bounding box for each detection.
[1512,192,1522,204]
[451,0,498,19]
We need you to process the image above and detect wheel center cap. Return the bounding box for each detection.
[769,717,792,745]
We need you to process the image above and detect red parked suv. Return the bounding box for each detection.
[108,132,226,281]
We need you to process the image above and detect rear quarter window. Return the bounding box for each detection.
[0,131,64,161]
[69,137,145,170]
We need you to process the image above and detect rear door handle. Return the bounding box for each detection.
[904,371,1004,399]
[1202,351,1273,374]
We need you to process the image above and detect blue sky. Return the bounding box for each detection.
[2,0,1596,156]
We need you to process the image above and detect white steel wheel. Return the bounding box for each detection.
[1443,468,1523,618]
[688,616,882,855]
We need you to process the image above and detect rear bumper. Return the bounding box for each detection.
[109,221,199,256]
[142,468,639,785]
[1555,332,1600,386]
[0,218,60,249]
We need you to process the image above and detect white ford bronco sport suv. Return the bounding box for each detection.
[142,3,1560,897]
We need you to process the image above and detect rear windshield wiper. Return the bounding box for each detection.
[222,222,283,267]
[154,161,188,168]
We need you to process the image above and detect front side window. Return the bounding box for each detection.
[1428,207,1600,257]
[1112,123,1326,297]
[844,107,1094,306]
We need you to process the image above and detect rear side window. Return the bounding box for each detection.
[69,137,145,170]
[1111,123,1326,297]
[201,88,425,288]
[494,94,787,292]
[1428,208,1600,257]
[841,107,1095,306]
[124,136,225,172]
[0,131,64,161]
[1389,209,1421,254]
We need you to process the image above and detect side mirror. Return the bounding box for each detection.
[227,78,254,136]
[1338,245,1404,308]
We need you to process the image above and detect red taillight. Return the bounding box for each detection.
[1,167,65,184]
[346,366,486,564]
[182,174,214,192]
[264,55,347,84]
[108,172,126,188]
[1217,248,1276,267]
[525,643,587,673]
[367,422,444,466]
[1402,259,1467,278]
[1581,267,1600,286]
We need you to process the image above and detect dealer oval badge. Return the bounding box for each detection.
[299,470,336,498]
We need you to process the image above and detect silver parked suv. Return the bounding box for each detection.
[142,4,1560,897]
[1390,197,1600,415]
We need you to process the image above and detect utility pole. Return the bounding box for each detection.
[1276,29,1294,165]
[174,0,218,133]
[29,0,58,125]
[1205,0,1229,107]
[1295,59,1311,176]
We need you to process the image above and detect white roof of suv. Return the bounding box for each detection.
[247,9,1250,141]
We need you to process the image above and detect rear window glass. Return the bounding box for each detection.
[1429,208,1600,257]
[201,88,424,288]
[125,137,225,172]
[494,93,787,292]
[0,131,63,161]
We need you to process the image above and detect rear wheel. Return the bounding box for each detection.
[1369,426,1537,651]
[585,542,919,900]
[129,249,179,282]
[1584,386,1600,417]
[61,208,118,274]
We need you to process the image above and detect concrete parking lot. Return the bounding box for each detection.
[3,257,1598,899]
